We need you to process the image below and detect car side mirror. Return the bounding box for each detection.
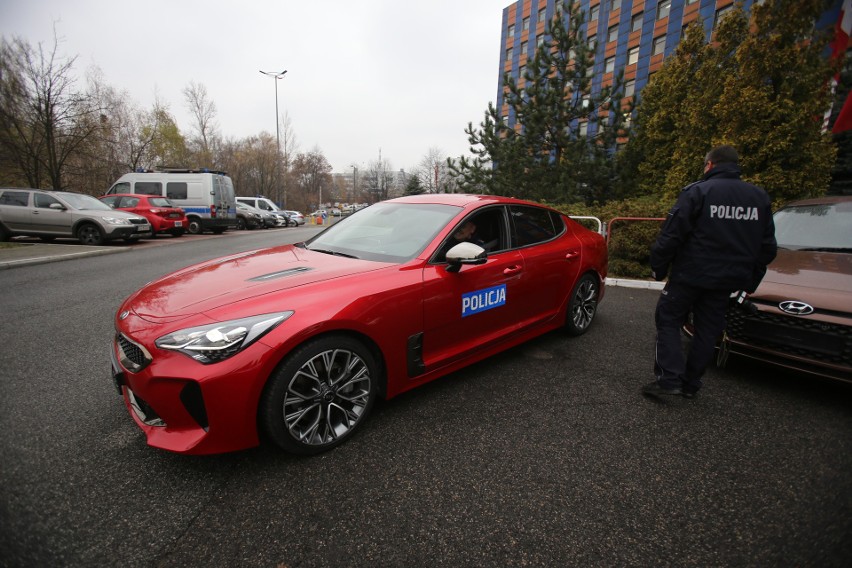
[445,242,487,273]
[49,203,66,210]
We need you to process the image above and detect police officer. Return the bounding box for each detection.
[643,145,777,399]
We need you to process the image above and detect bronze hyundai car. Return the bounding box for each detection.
[715,196,852,383]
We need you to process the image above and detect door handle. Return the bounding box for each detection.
[503,265,522,275]
[565,250,579,260]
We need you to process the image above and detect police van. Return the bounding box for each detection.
[105,169,237,234]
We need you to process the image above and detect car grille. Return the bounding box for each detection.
[116,333,152,372]
[128,218,148,225]
[726,307,852,368]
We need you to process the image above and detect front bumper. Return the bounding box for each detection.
[110,333,276,454]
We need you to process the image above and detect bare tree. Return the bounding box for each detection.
[416,147,452,193]
[183,81,219,167]
[292,147,332,211]
[0,32,103,189]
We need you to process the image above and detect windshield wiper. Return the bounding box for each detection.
[308,247,359,259]
[796,247,852,253]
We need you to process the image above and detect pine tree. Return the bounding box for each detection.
[623,0,835,203]
[449,1,623,203]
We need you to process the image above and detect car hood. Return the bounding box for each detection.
[125,245,390,323]
[753,248,852,311]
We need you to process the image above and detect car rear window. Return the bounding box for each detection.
[0,191,30,206]
[149,197,173,207]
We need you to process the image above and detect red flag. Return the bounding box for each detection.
[831,0,852,133]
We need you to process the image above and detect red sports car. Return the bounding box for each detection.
[100,194,188,237]
[110,194,608,455]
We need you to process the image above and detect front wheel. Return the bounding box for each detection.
[186,218,203,235]
[565,274,599,336]
[76,223,104,246]
[261,336,378,455]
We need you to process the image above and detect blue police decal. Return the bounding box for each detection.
[462,284,507,317]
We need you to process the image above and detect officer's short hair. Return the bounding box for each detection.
[705,145,738,165]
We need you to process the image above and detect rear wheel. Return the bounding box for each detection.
[261,335,378,455]
[76,223,104,246]
[565,274,599,336]
[236,217,247,230]
[0,224,10,241]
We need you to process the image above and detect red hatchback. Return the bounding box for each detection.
[110,195,608,455]
[100,194,187,237]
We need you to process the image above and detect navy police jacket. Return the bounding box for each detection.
[650,162,777,292]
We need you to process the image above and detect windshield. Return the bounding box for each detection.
[305,202,461,263]
[58,192,113,211]
[773,201,852,251]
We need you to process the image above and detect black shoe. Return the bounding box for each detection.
[682,390,699,400]
[642,381,682,397]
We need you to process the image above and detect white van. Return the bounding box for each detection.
[235,196,292,227]
[105,170,237,234]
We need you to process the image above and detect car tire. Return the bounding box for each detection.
[0,224,10,242]
[186,218,202,234]
[565,273,599,336]
[76,223,104,246]
[236,218,247,230]
[260,335,379,455]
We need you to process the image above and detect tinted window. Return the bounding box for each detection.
[149,197,172,207]
[510,206,558,247]
[0,191,30,206]
[135,182,162,196]
[101,196,119,208]
[124,197,140,208]
[166,182,187,200]
[434,206,508,262]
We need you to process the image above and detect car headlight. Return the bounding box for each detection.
[103,217,133,225]
[155,312,293,364]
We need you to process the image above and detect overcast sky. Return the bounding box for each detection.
[0,0,509,173]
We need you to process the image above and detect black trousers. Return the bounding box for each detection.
[654,281,730,393]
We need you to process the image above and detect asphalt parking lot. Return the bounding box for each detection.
[1,230,850,567]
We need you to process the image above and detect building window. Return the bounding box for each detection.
[652,35,666,56]
[685,0,699,4]
[590,5,599,21]
[605,57,615,74]
[607,25,619,43]
[581,95,591,108]
[523,17,530,31]
[537,34,545,47]
[506,47,513,61]
[624,79,635,98]
[714,6,733,28]
[609,0,622,11]
[631,13,643,33]
[588,37,597,52]
[580,122,588,137]
[538,8,547,23]
[627,46,639,65]
[657,0,671,20]
[508,24,515,37]
[521,40,528,54]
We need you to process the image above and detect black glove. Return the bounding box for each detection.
[651,265,668,281]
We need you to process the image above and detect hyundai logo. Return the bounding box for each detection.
[779,301,814,316]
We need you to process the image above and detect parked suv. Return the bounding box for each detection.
[0,188,152,245]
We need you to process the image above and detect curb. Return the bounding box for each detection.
[605,277,665,290]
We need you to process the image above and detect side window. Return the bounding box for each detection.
[124,197,140,208]
[434,207,507,262]
[0,191,30,206]
[34,193,61,209]
[100,196,119,208]
[108,182,130,195]
[166,182,187,200]
[510,206,559,247]
[135,182,162,196]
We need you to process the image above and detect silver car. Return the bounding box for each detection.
[0,188,152,245]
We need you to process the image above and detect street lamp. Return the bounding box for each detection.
[259,69,287,207]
